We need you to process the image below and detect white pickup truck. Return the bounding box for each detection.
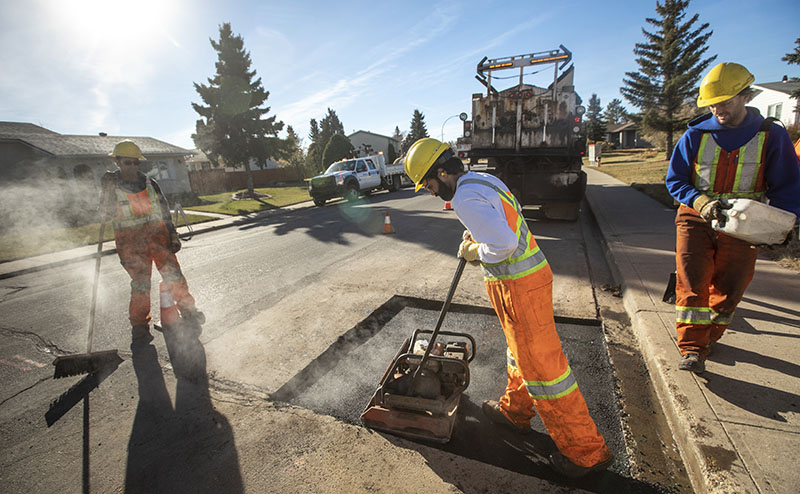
[307,154,406,207]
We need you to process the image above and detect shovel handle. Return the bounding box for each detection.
[87,191,110,353]
[412,257,467,382]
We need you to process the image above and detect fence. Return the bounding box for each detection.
[188,167,305,196]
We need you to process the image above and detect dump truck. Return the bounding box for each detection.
[457,45,587,220]
[307,153,404,207]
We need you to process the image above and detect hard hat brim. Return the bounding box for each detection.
[415,182,424,192]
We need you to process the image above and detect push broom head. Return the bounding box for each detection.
[53,350,123,379]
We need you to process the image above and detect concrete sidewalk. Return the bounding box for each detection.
[585,166,800,494]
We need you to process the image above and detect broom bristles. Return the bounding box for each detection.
[53,350,123,379]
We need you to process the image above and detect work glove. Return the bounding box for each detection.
[169,230,182,254]
[693,194,730,224]
[457,237,480,263]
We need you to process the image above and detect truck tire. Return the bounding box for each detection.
[344,183,359,202]
[313,198,326,207]
[543,201,581,221]
[386,175,401,192]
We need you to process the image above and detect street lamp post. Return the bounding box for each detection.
[441,112,469,142]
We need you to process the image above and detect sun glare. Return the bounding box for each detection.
[49,0,169,45]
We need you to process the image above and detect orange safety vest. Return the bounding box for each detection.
[459,178,548,282]
[690,124,770,201]
[112,178,163,231]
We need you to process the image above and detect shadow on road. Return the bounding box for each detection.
[125,321,243,493]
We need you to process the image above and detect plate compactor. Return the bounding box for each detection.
[361,259,476,443]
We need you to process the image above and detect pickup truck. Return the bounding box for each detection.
[307,154,405,207]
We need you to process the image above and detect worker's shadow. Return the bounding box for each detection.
[125,322,244,493]
[699,370,800,422]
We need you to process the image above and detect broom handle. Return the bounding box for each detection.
[87,191,109,353]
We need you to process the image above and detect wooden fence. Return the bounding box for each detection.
[188,167,305,196]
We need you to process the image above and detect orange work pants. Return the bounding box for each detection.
[675,205,758,356]
[485,264,611,468]
[115,221,196,327]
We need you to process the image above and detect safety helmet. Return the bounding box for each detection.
[405,138,454,192]
[697,62,755,107]
[109,140,146,160]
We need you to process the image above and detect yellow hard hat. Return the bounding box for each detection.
[405,138,453,192]
[697,62,755,107]
[109,140,146,160]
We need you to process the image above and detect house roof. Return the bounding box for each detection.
[606,122,637,133]
[0,121,193,159]
[347,130,400,143]
[752,80,800,96]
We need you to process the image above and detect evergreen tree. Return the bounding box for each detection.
[620,0,715,158]
[305,108,346,173]
[604,98,630,125]
[586,94,607,142]
[781,37,800,113]
[401,109,429,153]
[322,134,354,169]
[387,142,398,163]
[284,125,306,179]
[305,119,321,173]
[192,23,284,197]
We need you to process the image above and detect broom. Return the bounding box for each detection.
[53,189,122,378]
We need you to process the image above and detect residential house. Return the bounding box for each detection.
[605,122,642,149]
[348,130,401,160]
[749,78,800,128]
[0,121,194,226]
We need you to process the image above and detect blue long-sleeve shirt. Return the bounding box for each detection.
[665,107,800,217]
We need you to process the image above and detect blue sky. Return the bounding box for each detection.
[1,0,798,151]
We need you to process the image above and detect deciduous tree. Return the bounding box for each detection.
[322,134,354,168]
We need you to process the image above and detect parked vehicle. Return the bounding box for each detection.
[307,154,404,207]
[457,45,587,220]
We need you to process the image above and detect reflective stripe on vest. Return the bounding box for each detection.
[459,178,548,281]
[112,179,163,230]
[692,130,767,200]
[507,349,578,400]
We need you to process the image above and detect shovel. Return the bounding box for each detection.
[53,190,122,378]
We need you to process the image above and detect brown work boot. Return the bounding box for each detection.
[678,352,705,373]
[549,450,614,478]
[181,307,206,325]
[481,400,532,434]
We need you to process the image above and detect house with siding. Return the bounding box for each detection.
[749,78,800,128]
[347,130,401,160]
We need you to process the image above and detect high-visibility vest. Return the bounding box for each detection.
[690,121,772,201]
[112,178,163,231]
[459,178,548,282]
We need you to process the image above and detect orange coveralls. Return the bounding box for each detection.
[457,175,611,468]
[111,175,196,327]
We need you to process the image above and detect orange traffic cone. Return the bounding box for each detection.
[159,281,180,327]
[443,201,453,211]
[383,211,395,234]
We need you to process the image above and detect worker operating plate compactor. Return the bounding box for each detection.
[361,259,476,443]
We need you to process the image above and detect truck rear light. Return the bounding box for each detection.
[576,105,586,116]
[574,116,581,122]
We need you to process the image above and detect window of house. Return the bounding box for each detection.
[768,103,782,121]
[153,160,172,180]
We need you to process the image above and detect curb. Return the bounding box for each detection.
[585,188,759,494]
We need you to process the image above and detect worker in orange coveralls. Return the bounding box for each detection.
[405,137,614,479]
[102,140,204,343]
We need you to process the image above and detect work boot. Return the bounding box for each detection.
[181,307,206,326]
[549,450,614,478]
[678,352,705,373]
[131,324,153,344]
[481,400,532,434]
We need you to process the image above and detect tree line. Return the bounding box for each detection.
[190,22,434,197]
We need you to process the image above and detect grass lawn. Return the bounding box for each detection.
[588,148,799,272]
[188,185,311,216]
[0,212,215,263]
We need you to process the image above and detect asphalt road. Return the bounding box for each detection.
[0,188,690,493]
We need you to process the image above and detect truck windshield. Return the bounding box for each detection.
[325,160,355,174]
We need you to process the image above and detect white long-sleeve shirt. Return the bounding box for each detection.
[452,171,518,264]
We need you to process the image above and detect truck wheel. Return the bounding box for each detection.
[543,201,581,221]
[344,184,359,202]
[387,175,401,192]
[313,198,326,207]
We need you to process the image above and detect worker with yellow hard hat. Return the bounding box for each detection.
[666,62,800,373]
[103,140,205,343]
[405,137,614,478]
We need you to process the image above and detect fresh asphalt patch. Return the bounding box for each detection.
[271,296,666,493]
